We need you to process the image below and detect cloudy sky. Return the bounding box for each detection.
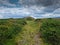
[0,0,60,19]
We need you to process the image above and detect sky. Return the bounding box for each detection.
[0,0,60,19]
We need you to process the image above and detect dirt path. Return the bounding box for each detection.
[15,21,44,45]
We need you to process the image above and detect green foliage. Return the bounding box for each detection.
[40,19,60,45]
[35,19,41,22]
[0,18,27,45]
[0,18,60,45]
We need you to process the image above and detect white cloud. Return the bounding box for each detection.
[0,6,45,16]
[0,5,60,19]
[0,8,32,18]
[53,8,60,14]
[0,14,4,19]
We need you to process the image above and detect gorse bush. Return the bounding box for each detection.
[40,19,60,45]
[0,18,27,45]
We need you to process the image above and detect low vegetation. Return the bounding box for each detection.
[0,18,60,45]
[40,18,60,45]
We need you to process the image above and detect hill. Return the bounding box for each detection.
[0,18,60,45]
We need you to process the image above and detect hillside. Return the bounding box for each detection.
[0,18,60,45]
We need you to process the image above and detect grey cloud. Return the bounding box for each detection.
[0,0,60,8]
[38,0,60,6]
[18,0,60,12]
[18,0,60,6]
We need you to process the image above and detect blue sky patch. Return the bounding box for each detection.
[9,0,19,4]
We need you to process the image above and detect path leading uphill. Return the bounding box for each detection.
[15,20,44,45]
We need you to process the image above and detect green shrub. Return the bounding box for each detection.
[0,19,24,45]
[40,19,60,45]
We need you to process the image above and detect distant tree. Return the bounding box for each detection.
[24,16,35,21]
